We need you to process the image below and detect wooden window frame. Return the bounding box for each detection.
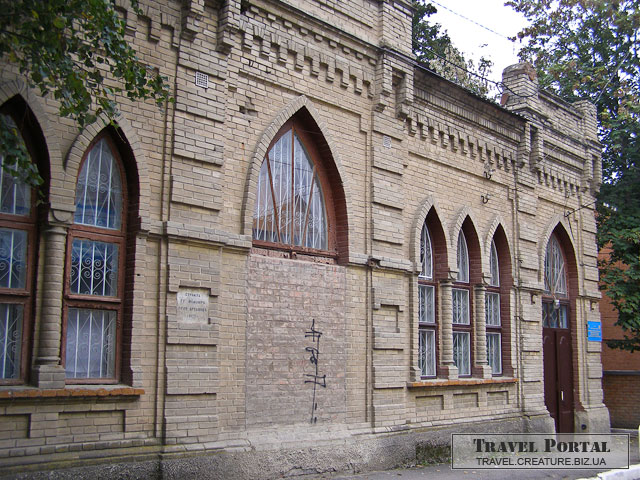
[486,239,502,375]
[252,119,337,260]
[62,134,127,384]
[0,106,43,385]
[418,223,437,378]
[452,287,472,376]
[0,186,37,385]
[542,233,570,329]
[453,230,472,377]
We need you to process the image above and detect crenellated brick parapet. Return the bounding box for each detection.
[501,62,602,195]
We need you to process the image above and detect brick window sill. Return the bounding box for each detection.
[407,377,518,389]
[0,385,144,400]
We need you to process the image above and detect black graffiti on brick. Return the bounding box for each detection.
[304,319,326,424]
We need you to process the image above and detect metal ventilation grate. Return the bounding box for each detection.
[195,71,209,89]
[383,135,391,149]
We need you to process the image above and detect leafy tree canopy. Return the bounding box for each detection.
[0,0,172,187]
[412,1,494,98]
[507,0,640,351]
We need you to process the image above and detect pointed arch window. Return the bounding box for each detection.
[453,230,471,376]
[543,234,569,329]
[63,135,127,382]
[418,223,436,377]
[253,121,331,252]
[0,115,38,383]
[486,239,502,374]
[544,235,567,298]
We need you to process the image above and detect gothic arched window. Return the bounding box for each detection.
[418,223,436,377]
[486,239,502,374]
[0,115,38,383]
[543,234,569,328]
[453,230,471,376]
[63,135,128,382]
[252,120,333,253]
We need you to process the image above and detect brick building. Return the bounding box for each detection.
[0,0,607,478]
[600,246,640,428]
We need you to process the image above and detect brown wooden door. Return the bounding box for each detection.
[542,302,574,433]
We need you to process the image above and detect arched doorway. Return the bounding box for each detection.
[542,230,575,433]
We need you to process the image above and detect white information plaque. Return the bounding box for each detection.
[177,288,209,323]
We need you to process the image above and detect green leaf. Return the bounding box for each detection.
[0,0,173,191]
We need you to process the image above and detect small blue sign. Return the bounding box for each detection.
[587,321,602,342]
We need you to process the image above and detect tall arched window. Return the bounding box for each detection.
[453,230,471,376]
[543,234,568,328]
[486,239,502,374]
[0,115,37,383]
[252,120,333,253]
[418,223,436,377]
[63,135,127,382]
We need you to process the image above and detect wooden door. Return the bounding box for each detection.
[542,302,574,433]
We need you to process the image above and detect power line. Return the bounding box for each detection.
[395,43,537,99]
[428,0,514,41]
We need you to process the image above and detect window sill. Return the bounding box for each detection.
[252,245,337,264]
[407,377,517,389]
[0,385,144,400]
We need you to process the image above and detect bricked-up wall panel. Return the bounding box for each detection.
[0,415,28,449]
[246,254,347,427]
[57,411,125,439]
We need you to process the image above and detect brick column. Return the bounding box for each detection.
[439,279,458,379]
[473,284,492,379]
[31,223,68,389]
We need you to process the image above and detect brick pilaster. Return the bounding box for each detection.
[473,284,492,379]
[439,279,458,380]
[31,223,67,389]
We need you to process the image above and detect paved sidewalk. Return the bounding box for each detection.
[309,432,639,480]
[313,463,640,480]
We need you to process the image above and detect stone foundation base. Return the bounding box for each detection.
[575,405,612,433]
[0,416,533,480]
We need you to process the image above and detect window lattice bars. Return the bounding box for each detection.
[489,239,499,287]
[74,139,123,230]
[487,332,502,375]
[485,292,501,326]
[0,228,27,289]
[65,308,116,379]
[0,304,23,379]
[452,288,470,325]
[70,239,119,297]
[544,236,567,296]
[457,231,469,282]
[420,223,432,279]
[419,328,436,376]
[453,331,470,375]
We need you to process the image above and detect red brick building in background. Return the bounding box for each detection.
[601,246,640,428]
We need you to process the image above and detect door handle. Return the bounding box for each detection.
[561,391,564,402]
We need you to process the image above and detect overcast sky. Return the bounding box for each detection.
[428,0,530,86]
